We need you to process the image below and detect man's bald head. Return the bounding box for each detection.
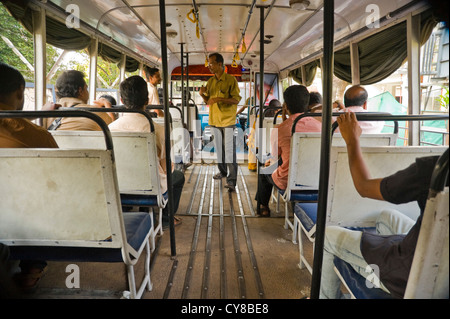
[344,85,368,108]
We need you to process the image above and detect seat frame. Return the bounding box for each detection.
[333,149,449,299]
[293,145,446,274]
[0,148,153,298]
[285,132,398,249]
[51,130,166,249]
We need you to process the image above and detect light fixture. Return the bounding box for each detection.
[289,0,310,11]
[167,30,178,38]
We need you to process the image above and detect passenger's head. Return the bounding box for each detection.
[208,53,225,73]
[143,66,161,86]
[309,92,322,107]
[99,94,117,106]
[283,85,310,114]
[119,75,149,110]
[55,70,89,102]
[268,99,282,109]
[344,85,368,108]
[0,62,26,110]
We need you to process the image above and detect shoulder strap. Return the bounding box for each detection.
[47,118,62,131]
[47,103,81,131]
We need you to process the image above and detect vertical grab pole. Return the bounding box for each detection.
[180,43,185,121]
[256,5,265,216]
[310,0,334,299]
[32,7,47,111]
[159,0,176,257]
[186,52,191,132]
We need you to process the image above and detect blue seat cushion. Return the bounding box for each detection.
[333,257,392,299]
[121,192,168,207]
[290,190,318,202]
[294,202,318,233]
[123,212,152,253]
[9,213,152,263]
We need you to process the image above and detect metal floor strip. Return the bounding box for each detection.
[236,183,265,298]
[181,165,209,298]
[185,165,203,215]
[201,167,215,298]
[228,190,247,299]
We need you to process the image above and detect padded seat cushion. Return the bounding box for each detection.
[294,202,318,233]
[121,192,168,207]
[9,212,151,263]
[290,190,318,202]
[333,257,392,299]
[123,212,152,252]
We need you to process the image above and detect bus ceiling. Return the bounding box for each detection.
[3,0,434,74]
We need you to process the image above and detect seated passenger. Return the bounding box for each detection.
[0,62,58,148]
[308,97,343,114]
[255,85,322,217]
[319,112,447,299]
[0,62,59,294]
[44,70,114,131]
[308,91,322,113]
[109,75,185,228]
[264,99,282,118]
[99,94,117,106]
[332,100,344,111]
[338,85,384,133]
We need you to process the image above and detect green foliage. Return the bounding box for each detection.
[1,4,125,88]
[439,86,449,110]
[0,3,60,83]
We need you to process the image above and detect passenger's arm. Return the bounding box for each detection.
[236,105,247,115]
[199,86,209,104]
[93,98,116,121]
[337,112,384,200]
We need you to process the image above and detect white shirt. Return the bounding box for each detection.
[148,82,160,105]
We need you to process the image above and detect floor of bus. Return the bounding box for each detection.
[30,160,314,299]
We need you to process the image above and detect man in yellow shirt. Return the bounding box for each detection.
[199,53,242,191]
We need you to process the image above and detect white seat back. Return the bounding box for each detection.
[152,118,187,164]
[327,146,447,227]
[51,131,161,197]
[0,148,124,248]
[287,133,398,193]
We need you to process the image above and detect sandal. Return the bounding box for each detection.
[14,266,48,293]
[258,206,271,217]
[163,217,182,230]
[174,216,182,225]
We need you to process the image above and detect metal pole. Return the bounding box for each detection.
[32,7,46,110]
[186,52,190,132]
[256,5,265,216]
[159,0,176,257]
[310,0,334,299]
[180,43,185,121]
[88,38,99,105]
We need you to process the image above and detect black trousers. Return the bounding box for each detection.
[255,172,278,207]
[163,169,185,220]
